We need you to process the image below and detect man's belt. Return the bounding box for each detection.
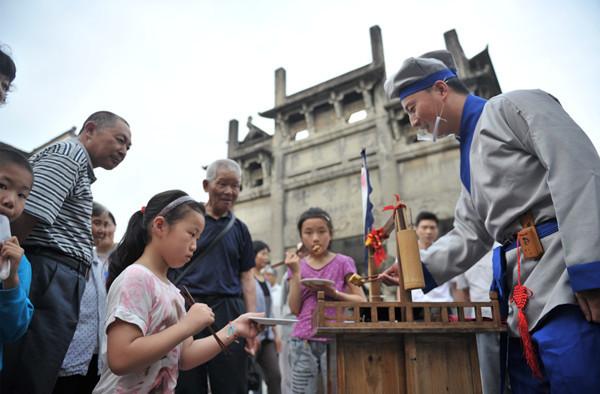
[491,218,559,318]
[24,245,91,279]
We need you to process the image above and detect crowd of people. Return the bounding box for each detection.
[2,37,600,394]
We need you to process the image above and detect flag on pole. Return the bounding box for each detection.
[361,148,374,264]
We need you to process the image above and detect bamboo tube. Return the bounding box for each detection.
[396,228,425,290]
[393,211,409,302]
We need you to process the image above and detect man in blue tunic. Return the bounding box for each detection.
[380,51,600,393]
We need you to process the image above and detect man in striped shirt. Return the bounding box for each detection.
[2,111,131,394]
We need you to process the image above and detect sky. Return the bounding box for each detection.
[1,0,599,239]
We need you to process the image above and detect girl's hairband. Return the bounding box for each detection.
[156,195,195,217]
[302,213,331,223]
[314,213,331,223]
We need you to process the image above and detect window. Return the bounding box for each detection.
[348,109,367,124]
[294,129,309,141]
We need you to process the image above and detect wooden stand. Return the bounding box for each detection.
[313,292,505,393]
[339,198,505,392]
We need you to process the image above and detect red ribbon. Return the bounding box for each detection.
[365,227,388,267]
[383,194,406,212]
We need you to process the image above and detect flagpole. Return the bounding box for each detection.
[360,148,380,301]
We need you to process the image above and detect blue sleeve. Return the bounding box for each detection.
[568,261,600,293]
[239,222,255,272]
[0,255,34,343]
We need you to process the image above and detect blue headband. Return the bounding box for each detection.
[397,68,457,100]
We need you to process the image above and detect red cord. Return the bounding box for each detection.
[511,239,543,379]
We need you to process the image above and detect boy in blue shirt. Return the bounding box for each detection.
[0,144,35,370]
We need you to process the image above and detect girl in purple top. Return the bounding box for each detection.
[285,207,365,393]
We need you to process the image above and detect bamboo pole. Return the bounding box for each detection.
[367,247,382,302]
[394,209,411,302]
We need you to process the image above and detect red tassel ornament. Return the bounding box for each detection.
[510,240,543,379]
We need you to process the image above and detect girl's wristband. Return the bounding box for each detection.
[227,321,238,341]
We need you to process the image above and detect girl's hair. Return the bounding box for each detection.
[107,190,205,290]
[252,240,270,257]
[296,207,334,235]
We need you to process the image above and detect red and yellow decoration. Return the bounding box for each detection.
[365,227,388,267]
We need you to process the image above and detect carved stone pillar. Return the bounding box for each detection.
[391,118,401,141]
[359,80,375,115]
[329,92,344,120]
[241,159,252,190]
[301,104,315,135]
[258,152,271,185]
